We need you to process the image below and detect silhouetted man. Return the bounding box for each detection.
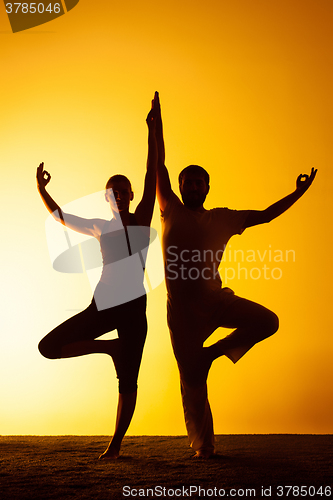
[154,93,317,457]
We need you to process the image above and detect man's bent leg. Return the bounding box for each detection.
[209,298,279,364]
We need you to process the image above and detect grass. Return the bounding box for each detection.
[0,435,332,499]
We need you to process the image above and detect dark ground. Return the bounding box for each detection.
[0,435,332,499]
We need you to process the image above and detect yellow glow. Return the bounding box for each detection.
[0,0,332,435]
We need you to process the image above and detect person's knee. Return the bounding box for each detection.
[118,379,138,394]
[261,310,279,338]
[179,361,207,388]
[117,367,139,394]
[38,338,59,360]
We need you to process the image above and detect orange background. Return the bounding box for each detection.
[0,0,332,435]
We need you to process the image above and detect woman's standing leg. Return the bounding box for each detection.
[98,391,137,459]
[99,297,147,459]
[39,297,147,459]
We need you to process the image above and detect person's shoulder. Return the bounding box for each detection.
[93,218,107,228]
[210,207,231,216]
[168,191,183,207]
[211,207,229,212]
[95,218,109,236]
[161,191,183,219]
[210,207,250,234]
[129,212,139,226]
[210,207,242,223]
[212,206,245,213]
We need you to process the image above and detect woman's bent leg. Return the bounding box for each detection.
[38,301,120,362]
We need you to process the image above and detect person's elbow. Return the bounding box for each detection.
[52,209,66,225]
[244,210,271,228]
[260,208,275,224]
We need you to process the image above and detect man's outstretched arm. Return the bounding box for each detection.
[244,168,318,229]
[155,92,172,211]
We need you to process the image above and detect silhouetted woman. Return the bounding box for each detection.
[37,94,158,459]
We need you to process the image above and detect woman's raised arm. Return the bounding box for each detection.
[36,162,104,238]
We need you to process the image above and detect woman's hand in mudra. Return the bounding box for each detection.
[36,162,51,190]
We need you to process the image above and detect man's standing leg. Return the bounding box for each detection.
[180,375,215,457]
[174,346,215,458]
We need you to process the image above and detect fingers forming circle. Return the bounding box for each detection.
[43,171,51,183]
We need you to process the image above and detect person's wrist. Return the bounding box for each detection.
[295,187,305,197]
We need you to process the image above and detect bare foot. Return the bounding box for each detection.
[192,450,215,459]
[98,446,120,460]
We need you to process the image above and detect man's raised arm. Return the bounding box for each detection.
[243,167,318,229]
[134,94,158,227]
[155,92,172,211]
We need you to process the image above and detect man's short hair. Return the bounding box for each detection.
[105,174,132,191]
[178,165,210,187]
